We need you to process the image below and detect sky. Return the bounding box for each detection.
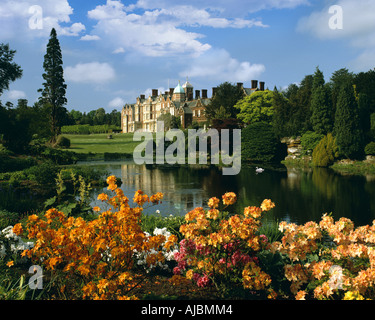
[1,0,375,113]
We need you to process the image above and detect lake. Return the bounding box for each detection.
[88,161,375,227]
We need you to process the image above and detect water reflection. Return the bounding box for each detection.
[90,161,375,226]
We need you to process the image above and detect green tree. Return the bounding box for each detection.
[158,113,172,130]
[333,82,364,159]
[310,67,333,135]
[205,82,244,122]
[241,122,286,163]
[354,68,375,114]
[0,43,23,96]
[330,68,354,113]
[272,87,291,137]
[38,28,68,143]
[312,133,339,167]
[235,90,274,124]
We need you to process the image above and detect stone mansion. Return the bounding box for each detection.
[121,79,265,133]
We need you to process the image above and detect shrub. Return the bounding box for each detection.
[241,122,286,163]
[276,215,375,300]
[13,176,175,300]
[364,141,375,156]
[0,210,20,230]
[55,136,71,149]
[8,171,27,186]
[175,194,276,298]
[41,147,78,165]
[301,131,324,152]
[0,155,36,173]
[24,161,59,186]
[312,133,339,167]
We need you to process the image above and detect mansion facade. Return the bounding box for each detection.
[121,79,265,133]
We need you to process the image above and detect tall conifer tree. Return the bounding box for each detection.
[38,28,67,142]
[310,67,333,135]
[334,82,364,159]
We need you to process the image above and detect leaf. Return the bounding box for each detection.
[44,196,56,208]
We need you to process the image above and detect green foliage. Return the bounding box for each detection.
[40,147,78,165]
[61,124,121,134]
[0,43,23,96]
[23,161,59,186]
[0,210,20,230]
[0,154,36,173]
[241,122,286,163]
[141,214,185,241]
[365,142,375,156]
[334,82,364,159]
[205,82,244,122]
[44,170,94,217]
[55,135,70,149]
[301,131,324,152]
[310,68,333,135]
[38,28,68,142]
[235,90,274,124]
[312,133,339,167]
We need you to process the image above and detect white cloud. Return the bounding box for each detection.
[297,0,375,42]
[7,90,27,100]
[113,47,125,54]
[108,97,125,109]
[0,0,84,39]
[80,34,101,41]
[135,0,309,16]
[65,62,116,84]
[180,48,265,83]
[86,0,271,58]
[88,1,211,57]
[297,0,375,71]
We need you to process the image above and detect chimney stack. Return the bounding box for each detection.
[259,81,265,91]
[251,80,258,89]
[212,87,217,97]
[195,90,200,99]
[169,88,174,96]
[202,89,208,99]
[152,89,158,97]
[237,82,243,90]
[140,94,145,100]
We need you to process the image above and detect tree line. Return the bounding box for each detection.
[204,67,375,163]
[0,29,121,154]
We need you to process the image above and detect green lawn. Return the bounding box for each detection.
[65,133,139,154]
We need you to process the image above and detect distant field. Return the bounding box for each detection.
[65,133,139,154]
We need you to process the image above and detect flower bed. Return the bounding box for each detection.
[1,175,374,300]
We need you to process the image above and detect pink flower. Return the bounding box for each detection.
[173,266,182,275]
[192,273,201,282]
[259,234,268,243]
[197,274,210,288]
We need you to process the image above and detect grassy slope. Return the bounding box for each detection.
[65,133,139,154]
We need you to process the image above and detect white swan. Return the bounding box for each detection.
[255,167,265,174]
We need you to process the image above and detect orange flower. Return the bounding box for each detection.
[222,192,237,206]
[6,261,14,268]
[93,206,101,212]
[207,197,220,209]
[260,199,275,212]
[150,192,164,204]
[97,193,109,201]
[206,208,220,220]
[12,223,23,236]
[244,206,262,219]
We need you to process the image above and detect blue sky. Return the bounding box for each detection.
[1,0,374,113]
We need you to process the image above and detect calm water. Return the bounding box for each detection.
[89,161,375,226]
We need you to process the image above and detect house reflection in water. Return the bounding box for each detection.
[120,163,207,215]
